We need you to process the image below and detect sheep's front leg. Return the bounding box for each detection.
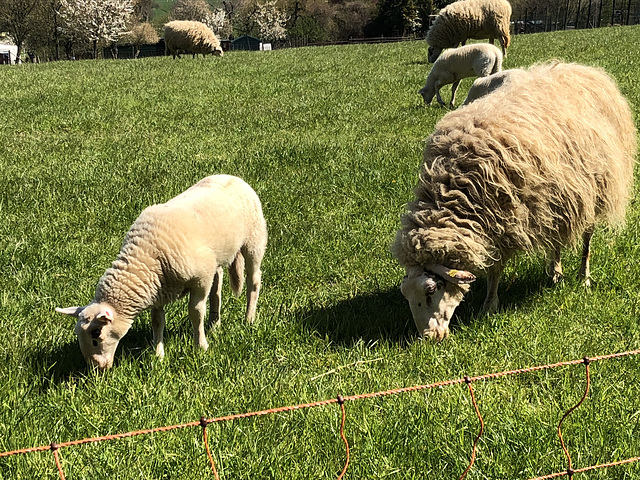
[547,248,563,285]
[151,307,166,358]
[209,266,223,328]
[450,79,461,107]
[578,231,593,287]
[189,286,209,350]
[481,262,504,314]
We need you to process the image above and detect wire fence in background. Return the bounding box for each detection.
[1,349,639,479]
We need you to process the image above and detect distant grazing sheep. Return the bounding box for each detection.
[393,62,637,341]
[419,43,502,107]
[56,175,267,369]
[462,68,527,105]
[426,0,512,62]
[164,20,224,59]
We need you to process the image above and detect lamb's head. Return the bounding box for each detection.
[213,46,223,57]
[428,46,443,63]
[56,303,132,369]
[400,265,476,340]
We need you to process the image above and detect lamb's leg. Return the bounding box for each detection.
[189,286,210,350]
[243,249,263,323]
[435,80,446,106]
[151,307,166,358]
[578,231,593,287]
[209,266,223,328]
[450,79,461,107]
[548,249,563,285]
[481,262,504,314]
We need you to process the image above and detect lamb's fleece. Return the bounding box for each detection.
[419,43,502,106]
[462,68,527,104]
[426,0,512,62]
[56,175,267,369]
[164,20,223,58]
[393,62,636,338]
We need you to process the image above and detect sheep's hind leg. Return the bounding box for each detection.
[151,307,166,358]
[243,249,264,323]
[208,266,223,328]
[449,80,461,107]
[481,262,504,314]
[578,231,593,287]
[547,249,564,285]
[189,285,210,351]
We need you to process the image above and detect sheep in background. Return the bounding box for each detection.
[56,175,267,369]
[427,0,512,62]
[419,43,502,107]
[164,20,224,59]
[393,62,636,341]
[462,68,527,105]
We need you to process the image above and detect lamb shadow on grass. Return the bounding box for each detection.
[29,321,156,390]
[296,269,549,347]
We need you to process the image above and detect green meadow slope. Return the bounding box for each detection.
[0,26,639,479]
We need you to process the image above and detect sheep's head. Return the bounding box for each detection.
[427,46,443,63]
[56,302,132,370]
[213,46,223,57]
[400,265,475,341]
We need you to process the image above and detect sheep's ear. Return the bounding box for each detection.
[96,308,114,324]
[428,265,476,285]
[55,306,84,318]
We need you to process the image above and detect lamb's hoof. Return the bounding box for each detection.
[422,326,449,342]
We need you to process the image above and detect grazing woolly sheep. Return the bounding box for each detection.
[419,43,502,107]
[56,175,267,369]
[164,20,224,59]
[427,0,512,62]
[462,68,527,105]
[393,62,636,341]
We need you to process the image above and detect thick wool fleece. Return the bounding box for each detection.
[426,0,512,53]
[394,62,637,274]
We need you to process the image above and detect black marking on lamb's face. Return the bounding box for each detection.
[90,328,101,339]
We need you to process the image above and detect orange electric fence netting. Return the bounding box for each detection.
[1,349,639,479]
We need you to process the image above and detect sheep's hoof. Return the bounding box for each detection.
[548,272,564,286]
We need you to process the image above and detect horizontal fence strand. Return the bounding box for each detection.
[1,349,638,479]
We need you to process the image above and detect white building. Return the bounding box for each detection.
[0,43,18,65]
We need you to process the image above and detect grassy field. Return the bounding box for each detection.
[1,26,639,479]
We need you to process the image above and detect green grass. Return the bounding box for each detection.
[1,26,640,479]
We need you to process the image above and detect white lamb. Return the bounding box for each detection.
[419,43,502,107]
[56,175,267,369]
[462,68,527,105]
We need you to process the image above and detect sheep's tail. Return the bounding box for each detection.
[229,251,245,297]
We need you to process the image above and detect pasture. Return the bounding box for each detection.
[1,25,640,479]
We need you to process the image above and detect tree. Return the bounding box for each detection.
[170,0,212,22]
[254,0,288,41]
[0,0,42,62]
[59,0,134,58]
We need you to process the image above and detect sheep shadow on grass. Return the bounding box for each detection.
[296,268,550,347]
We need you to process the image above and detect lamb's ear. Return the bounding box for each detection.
[428,265,476,285]
[55,306,85,318]
[96,308,114,324]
